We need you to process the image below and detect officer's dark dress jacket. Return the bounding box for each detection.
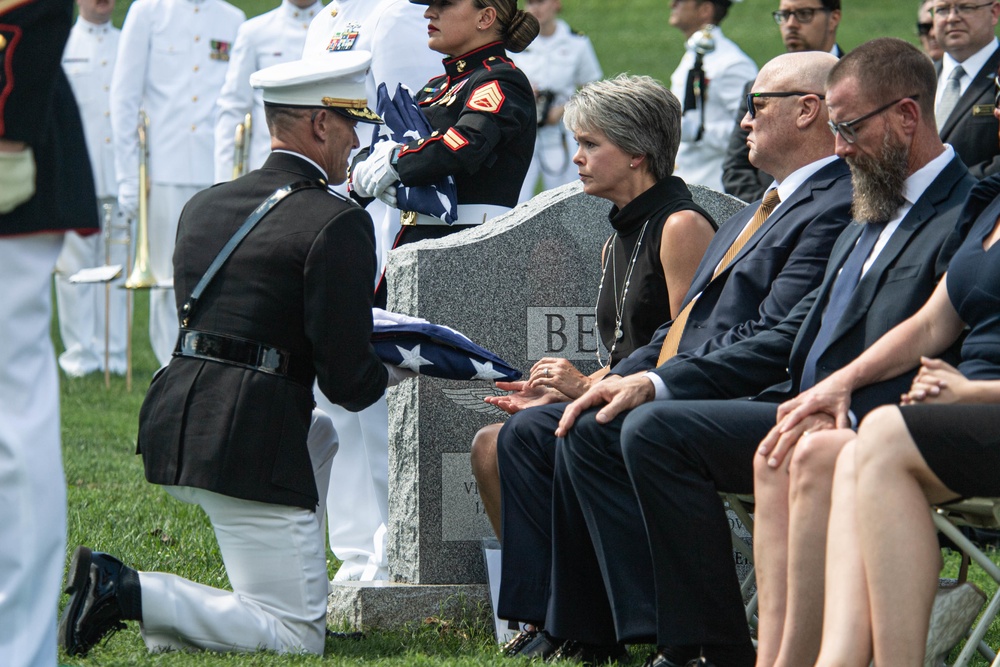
[138,152,388,510]
[396,41,536,208]
[0,0,97,236]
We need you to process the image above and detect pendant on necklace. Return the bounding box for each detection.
[615,327,623,340]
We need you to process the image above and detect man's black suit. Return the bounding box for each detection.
[938,45,1000,179]
[548,154,974,662]
[138,152,388,511]
[496,158,854,629]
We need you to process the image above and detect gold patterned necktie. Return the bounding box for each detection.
[655,188,782,366]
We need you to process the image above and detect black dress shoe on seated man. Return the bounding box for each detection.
[547,638,629,665]
[643,649,717,667]
[58,545,143,656]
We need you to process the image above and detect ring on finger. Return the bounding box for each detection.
[544,369,550,378]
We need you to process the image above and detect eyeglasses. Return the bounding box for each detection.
[772,7,831,24]
[827,95,919,144]
[917,21,933,36]
[931,2,995,17]
[746,91,824,119]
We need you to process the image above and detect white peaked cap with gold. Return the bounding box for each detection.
[250,50,382,124]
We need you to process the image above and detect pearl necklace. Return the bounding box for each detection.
[594,219,650,368]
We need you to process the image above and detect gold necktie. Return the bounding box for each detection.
[655,188,781,366]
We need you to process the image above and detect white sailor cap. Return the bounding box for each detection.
[250,51,383,124]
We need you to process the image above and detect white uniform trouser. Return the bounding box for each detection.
[55,199,130,375]
[138,410,337,654]
[518,125,578,204]
[0,234,67,667]
[149,183,203,367]
[317,389,390,581]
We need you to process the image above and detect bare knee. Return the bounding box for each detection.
[471,423,502,482]
[788,430,851,498]
[854,405,909,471]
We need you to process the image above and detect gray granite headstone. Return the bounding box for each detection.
[384,180,747,586]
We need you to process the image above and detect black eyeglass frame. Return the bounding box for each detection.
[827,94,920,145]
[771,7,831,25]
[931,1,995,17]
[746,91,825,119]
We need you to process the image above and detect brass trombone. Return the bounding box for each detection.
[232,112,252,179]
[125,110,157,290]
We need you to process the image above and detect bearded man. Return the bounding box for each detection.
[505,38,974,667]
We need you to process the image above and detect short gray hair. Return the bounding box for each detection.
[563,74,681,180]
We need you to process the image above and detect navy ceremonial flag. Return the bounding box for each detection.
[371,309,521,382]
[371,83,459,224]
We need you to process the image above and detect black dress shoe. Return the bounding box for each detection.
[547,639,629,665]
[58,546,140,656]
[502,628,538,656]
[642,650,717,667]
[516,630,563,660]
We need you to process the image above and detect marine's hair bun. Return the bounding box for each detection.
[503,9,539,53]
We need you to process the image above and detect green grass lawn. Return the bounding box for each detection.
[57,2,1000,664]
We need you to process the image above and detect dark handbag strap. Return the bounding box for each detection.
[181,179,325,327]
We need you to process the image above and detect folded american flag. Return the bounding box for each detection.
[370,83,459,224]
[371,309,521,382]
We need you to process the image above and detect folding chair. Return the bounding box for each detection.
[932,498,1000,667]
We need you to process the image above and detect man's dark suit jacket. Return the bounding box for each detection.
[654,154,975,418]
[138,152,388,510]
[612,158,853,377]
[939,46,1000,179]
[0,0,97,236]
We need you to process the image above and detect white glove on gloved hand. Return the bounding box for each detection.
[377,185,398,209]
[384,362,417,387]
[0,146,36,214]
[118,179,139,220]
[352,141,399,199]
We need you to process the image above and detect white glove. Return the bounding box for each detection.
[0,147,36,214]
[377,185,398,209]
[680,111,701,142]
[352,141,399,199]
[118,179,139,220]
[384,362,417,387]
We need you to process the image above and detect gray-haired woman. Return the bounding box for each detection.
[471,73,718,539]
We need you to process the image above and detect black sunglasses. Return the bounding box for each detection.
[746,91,825,119]
[917,21,933,36]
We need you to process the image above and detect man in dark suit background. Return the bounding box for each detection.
[495,50,853,663]
[0,0,97,663]
[59,53,390,657]
[934,0,1000,178]
[545,38,973,667]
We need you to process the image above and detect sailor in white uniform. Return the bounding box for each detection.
[110,0,245,366]
[303,0,438,581]
[214,0,323,182]
[512,0,601,203]
[55,0,125,377]
[668,0,757,192]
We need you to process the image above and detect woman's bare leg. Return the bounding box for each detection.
[471,423,504,540]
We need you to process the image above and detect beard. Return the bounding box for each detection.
[846,130,909,224]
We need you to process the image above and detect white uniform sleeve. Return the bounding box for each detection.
[575,35,602,87]
[692,49,757,153]
[368,2,440,93]
[110,0,152,195]
[214,21,257,182]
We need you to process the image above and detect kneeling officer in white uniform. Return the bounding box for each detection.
[58,51,389,657]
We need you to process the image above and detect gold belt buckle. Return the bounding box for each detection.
[400,211,417,226]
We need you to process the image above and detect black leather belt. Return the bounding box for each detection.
[174,329,302,382]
